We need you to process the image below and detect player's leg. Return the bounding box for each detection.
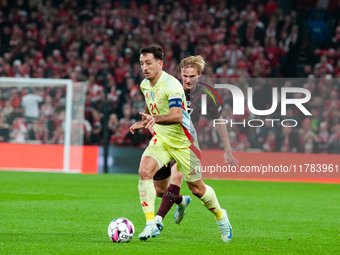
[168,163,192,224]
[174,143,232,243]
[152,164,171,231]
[153,164,171,198]
[156,162,183,219]
[138,156,161,240]
[138,137,171,241]
[186,178,232,243]
[176,142,225,221]
[154,161,191,227]
[170,162,185,205]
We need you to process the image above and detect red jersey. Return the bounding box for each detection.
[265,46,285,68]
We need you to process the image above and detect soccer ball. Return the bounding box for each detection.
[108,218,135,243]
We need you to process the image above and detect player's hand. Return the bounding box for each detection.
[139,112,155,130]
[224,152,239,167]
[130,121,146,135]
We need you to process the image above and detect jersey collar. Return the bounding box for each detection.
[150,71,165,89]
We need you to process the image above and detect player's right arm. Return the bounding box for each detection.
[139,106,182,130]
[215,116,239,167]
[130,103,151,134]
[139,88,184,130]
[141,103,183,126]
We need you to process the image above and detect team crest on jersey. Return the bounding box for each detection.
[150,91,155,100]
[156,89,162,103]
[156,89,161,100]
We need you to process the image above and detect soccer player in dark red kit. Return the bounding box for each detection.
[152,55,238,242]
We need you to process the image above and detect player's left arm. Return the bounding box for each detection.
[215,117,239,167]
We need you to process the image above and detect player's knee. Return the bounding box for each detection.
[171,171,183,186]
[188,182,205,198]
[138,167,152,180]
[190,186,201,198]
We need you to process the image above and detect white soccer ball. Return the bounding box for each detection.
[108,218,135,243]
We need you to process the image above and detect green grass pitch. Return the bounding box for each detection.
[0,171,339,254]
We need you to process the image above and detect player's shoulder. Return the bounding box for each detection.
[140,78,149,87]
[197,82,222,103]
[199,82,221,95]
[161,71,182,90]
[197,82,215,93]
[140,78,150,91]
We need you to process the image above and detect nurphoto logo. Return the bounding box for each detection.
[201,84,312,128]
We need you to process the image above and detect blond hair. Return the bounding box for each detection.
[179,55,205,74]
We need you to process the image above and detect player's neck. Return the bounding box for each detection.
[149,70,163,87]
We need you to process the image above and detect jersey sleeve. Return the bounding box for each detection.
[204,87,223,119]
[207,93,222,119]
[165,77,184,109]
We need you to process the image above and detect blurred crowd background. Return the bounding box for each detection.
[0,0,340,153]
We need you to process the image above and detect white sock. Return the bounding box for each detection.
[179,197,187,207]
[155,215,163,222]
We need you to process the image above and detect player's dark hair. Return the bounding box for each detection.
[139,44,164,61]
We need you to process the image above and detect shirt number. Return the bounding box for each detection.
[149,103,160,115]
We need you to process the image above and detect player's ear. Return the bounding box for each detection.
[158,60,163,69]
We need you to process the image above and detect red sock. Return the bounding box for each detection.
[156,184,180,218]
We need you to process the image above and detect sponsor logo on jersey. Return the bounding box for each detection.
[141,202,149,207]
[146,92,149,99]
